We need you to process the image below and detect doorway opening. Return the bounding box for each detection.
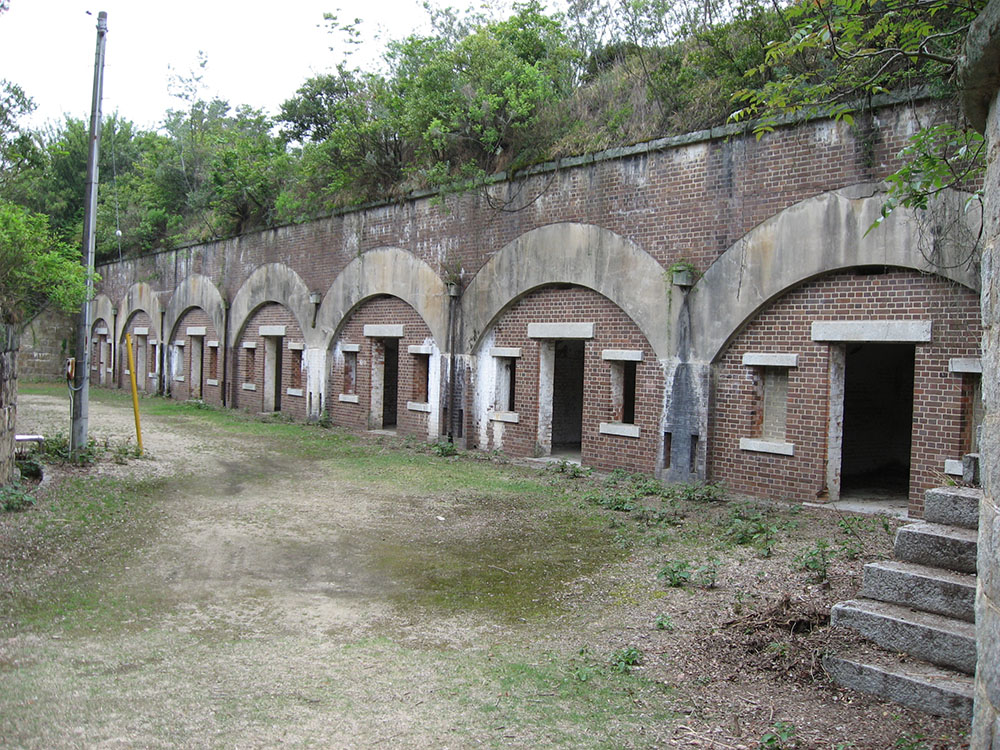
[190,336,204,400]
[263,336,283,413]
[840,343,914,497]
[382,338,399,428]
[134,335,147,393]
[551,340,585,453]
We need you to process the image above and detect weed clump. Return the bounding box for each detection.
[1,481,35,512]
[723,501,784,557]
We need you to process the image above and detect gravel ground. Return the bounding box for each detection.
[0,389,971,749]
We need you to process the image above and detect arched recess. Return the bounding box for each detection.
[461,223,670,359]
[687,185,981,364]
[163,274,226,344]
[229,263,314,343]
[316,248,449,350]
[114,282,163,344]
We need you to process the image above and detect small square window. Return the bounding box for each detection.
[291,348,303,389]
[496,357,517,412]
[412,352,430,402]
[244,347,256,382]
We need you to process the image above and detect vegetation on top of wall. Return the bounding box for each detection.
[0,0,986,266]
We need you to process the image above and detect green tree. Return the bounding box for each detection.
[729,0,986,224]
[278,67,407,214]
[0,199,90,325]
[209,106,290,235]
[390,1,578,182]
[0,80,40,196]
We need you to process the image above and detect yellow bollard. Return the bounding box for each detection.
[125,333,144,455]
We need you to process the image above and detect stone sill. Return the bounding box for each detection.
[407,401,431,413]
[338,393,359,403]
[286,388,304,397]
[490,410,519,424]
[241,383,257,391]
[740,438,794,456]
[599,422,640,438]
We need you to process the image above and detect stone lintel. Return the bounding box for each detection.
[950,358,983,374]
[811,320,931,343]
[527,322,594,339]
[743,352,798,367]
[602,349,643,362]
[364,324,404,338]
[490,347,522,358]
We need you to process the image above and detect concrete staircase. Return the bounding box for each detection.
[824,485,981,721]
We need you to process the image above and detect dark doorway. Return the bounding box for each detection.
[841,343,914,494]
[552,340,585,450]
[382,338,399,428]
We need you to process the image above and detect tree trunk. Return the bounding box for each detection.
[0,323,18,486]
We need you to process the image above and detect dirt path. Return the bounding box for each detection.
[1,389,969,749]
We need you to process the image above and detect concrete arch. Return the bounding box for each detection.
[89,293,116,333]
[316,248,449,349]
[115,282,163,344]
[163,274,226,344]
[687,185,981,364]
[461,223,671,359]
[229,263,314,344]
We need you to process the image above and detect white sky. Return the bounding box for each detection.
[0,0,435,131]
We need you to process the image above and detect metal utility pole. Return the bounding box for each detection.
[70,11,108,456]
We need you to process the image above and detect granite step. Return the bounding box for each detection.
[830,599,977,674]
[893,522,978,574]
[923,486,982,530]
[824,648,973,721]
[861,560,976,623]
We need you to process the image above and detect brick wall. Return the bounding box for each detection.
[708,268,981,514]
[232,303,307,420]
[120,312,156,393]
[169,307,223,407]
[95,103,944,308]
[88,317,113,388]
[328,296,436,440]
[472,286,663,474]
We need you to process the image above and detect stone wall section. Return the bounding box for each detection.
[119,312,157,393]
[232,303,307,421]
[93,102,940,307]
[17,309,75,380]
[961,0,1000,742]
[328,296,437,440]
[168,307,223,407]
[0,324,17,486]
[472,286,663,474]
[709,269,981,514]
